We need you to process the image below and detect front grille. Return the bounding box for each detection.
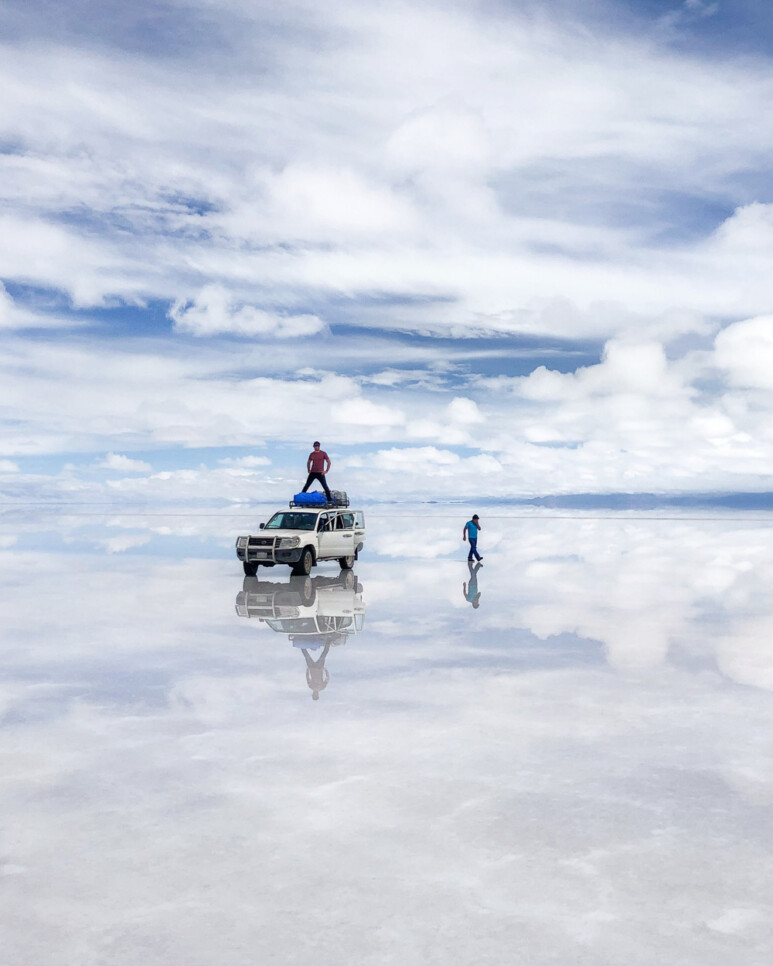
[248,536,274,547]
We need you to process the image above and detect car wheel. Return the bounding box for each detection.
[290,574,316,606]
[339,555,355,570]
[292,547,314,576]
[243,561,258,576]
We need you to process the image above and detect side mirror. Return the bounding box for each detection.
[259,523,265,529]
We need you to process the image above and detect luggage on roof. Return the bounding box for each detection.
[292,491,327,506]
[290,490,349,508]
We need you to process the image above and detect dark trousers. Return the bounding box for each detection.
[303,472,331,498]
[468,537,482,561]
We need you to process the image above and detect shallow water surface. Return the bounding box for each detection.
[1,507,772,965]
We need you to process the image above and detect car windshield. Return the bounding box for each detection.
[264,512,317,531]
[265,618,320,633]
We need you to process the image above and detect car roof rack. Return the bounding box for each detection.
[288,496,350,509]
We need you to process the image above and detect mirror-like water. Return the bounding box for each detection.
[1,508,772,965]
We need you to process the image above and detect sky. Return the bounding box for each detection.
[3,0,773,504]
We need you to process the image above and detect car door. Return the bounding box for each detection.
[353,510,365,551]
[316,512,341,559]
[336,512,356,558]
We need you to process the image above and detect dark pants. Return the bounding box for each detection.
[468,537,482,561]
[303,472,331,498]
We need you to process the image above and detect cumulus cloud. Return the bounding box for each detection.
[97,453,153,473]
[447,397,483,424]
[170,285,326,339]
[517,341,677,401]
[713,316,773,390]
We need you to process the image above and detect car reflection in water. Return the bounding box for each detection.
[235,571,365,700]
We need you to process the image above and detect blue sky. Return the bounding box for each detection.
[2,0,773,504]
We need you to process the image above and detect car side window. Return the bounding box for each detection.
[317,514,330,532]
[341,513,354,528]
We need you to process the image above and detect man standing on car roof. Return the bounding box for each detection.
[302,441,332,500]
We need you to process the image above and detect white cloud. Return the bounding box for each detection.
[170,285,325,339]
[2,1,773,498]
[98,534,152,554]
[0,282,15,326]
[659,0,720,30]
[218,456,272,467]
[713,316,773,390]
[517,341,677,402]
[229,163,419,243]
[368,446,461,470]
[447,397,483,425]
[0,280,85,331]
[4,317,773,501]
[0,2,772,335]
[104,466,291,504]
[97,453,153,473]
[386,103,492,176]
[0,460,20,473]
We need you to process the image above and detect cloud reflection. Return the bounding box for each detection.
[1,509,773,964]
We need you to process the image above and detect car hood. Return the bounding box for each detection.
[260,528,316,537]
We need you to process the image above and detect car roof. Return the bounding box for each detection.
[276,507,359,513]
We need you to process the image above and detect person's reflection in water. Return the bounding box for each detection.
[302,642,331,700]
[463,560,482,608]
[297,630,349,699]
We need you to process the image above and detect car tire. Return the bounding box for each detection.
[339,555,355,570]
[300,577,315,606]
[243,561,258,576]
[290,574,315,606]
[292,547,314,576]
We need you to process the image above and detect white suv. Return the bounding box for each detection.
[235,506,366,576]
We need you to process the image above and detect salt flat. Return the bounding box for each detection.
[1,507,772,965]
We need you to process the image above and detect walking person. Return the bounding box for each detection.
[302,441,332,500]
[462,514,483,562]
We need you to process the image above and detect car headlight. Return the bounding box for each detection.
[277,536,300,549]
[235,536,247,548]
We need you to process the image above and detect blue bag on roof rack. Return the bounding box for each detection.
[292,491,327,507]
